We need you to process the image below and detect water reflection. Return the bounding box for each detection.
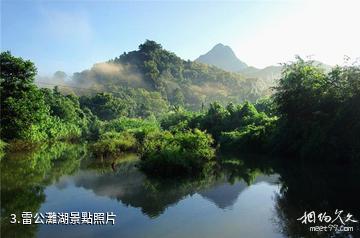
[1,143,87,238]
[272,160,360,237]
[199,174,278,209]
[1,143,359,238]
[68,153,280,218]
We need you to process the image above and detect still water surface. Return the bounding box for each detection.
[38,166,281,238]
[1,143,359,238]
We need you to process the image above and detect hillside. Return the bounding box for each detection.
[195,44,281,94]
[68,40,266,110]
[194,44,333,97]
[196,43,247,72]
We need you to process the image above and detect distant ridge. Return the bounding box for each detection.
[196,43,247,72]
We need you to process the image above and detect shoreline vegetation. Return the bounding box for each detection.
[1,41,359,175]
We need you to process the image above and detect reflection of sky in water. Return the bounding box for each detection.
[3,145,359,238]
[37,168,283,238]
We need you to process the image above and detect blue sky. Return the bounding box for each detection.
[1,0,359,75]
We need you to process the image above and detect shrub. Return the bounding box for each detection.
[219,114,276,153]
[45,118,82,141]
[160,109,195,131]
[139,129,215,176]
[91,131,137,158]
[102,117,160,143]
[0,139,7,159]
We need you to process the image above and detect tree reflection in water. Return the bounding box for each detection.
[272,159,360,238]
[1,144,359,238]
[73,154,278,218]
[1,143,87,238]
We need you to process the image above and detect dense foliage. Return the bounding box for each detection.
[0,52,88,142]
[1,50,359,177]
[139,129,215,176]
[1,51,49,141]
[90,117,160,157]
[69,40,263,110]
[91,131,137,158]
[1,142,86,238]
[79,89,169,119]
[159,101,277,152]
[0,140,6,159]
[273,58,360,160]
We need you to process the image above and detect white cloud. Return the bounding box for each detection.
[233,0,360,67]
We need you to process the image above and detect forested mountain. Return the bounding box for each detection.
[239,65,282,81]
[195,43,282,95]
[238,65,282,94]
[2,50,359,162]
[36,41,334,113]
[195,44,332,96]
[196,43,248,71]
[238,62,331,94]
[66,40,264,110]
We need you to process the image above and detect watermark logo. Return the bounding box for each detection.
[10,211,116,225]
[297,209,358,232]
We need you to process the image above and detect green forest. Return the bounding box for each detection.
[1,41,359,177]
[42,40,265,109]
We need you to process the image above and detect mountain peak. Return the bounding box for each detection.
[196,43,247,72]
[213,43,225,48]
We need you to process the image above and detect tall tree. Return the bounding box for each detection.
[0,51,50,141]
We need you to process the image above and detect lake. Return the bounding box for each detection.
[1,143,359,238]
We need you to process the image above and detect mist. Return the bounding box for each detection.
[35,62,152,95]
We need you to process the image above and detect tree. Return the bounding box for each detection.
[272,57,360,160]
[79,93,128,121]
[274,57,326,122]
[0,52,50,141]
[0,51,37,100]
[53,71,67,80]
[139,40,162,53]
[171,88,185,106]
